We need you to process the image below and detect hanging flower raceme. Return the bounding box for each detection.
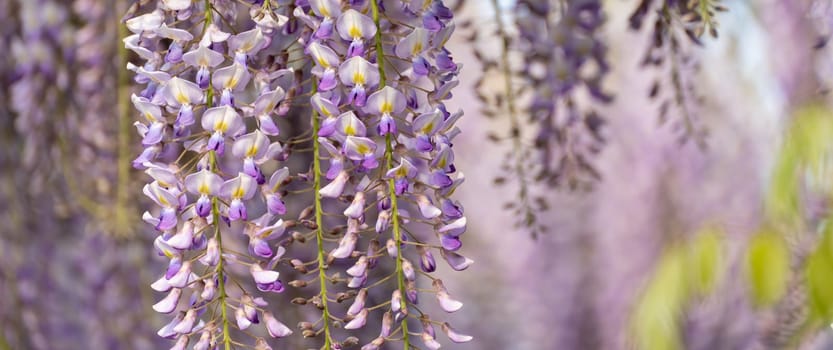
[295,0,472,349]
[125,1,299,348]
[127,0,470,349]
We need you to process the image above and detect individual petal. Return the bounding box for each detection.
[132,94,162,122]
[151,275,172,292]
[366,86,406,115]
[156,23,194,41]
[344,308,368,330]
[182,44,225,68]
[253,88,286,116]
[343,136,377,161]
[212,62,251,91]
[310,0,341,18]
[307,41,340,69]
[162,77,203,107]
[201,106,244,135]
[157,312,184,338]
[199,237,219,266]
[232,130,270,160]
[415,194,441,219]
[228,199,248,221]
[434,279,462,312]
[336,9,376,41]
[338,56,379,88]
[412,109,444,136]
[250,263,280,285]
[220,172,258,200]
[441,323,473,343]
[395,27,430,58]
[264,312,293,338]
[343,191,366,219]
[184,169,223,196]
[319,171,349,198]
[229,27,269,56]
[267,167,290,190]
[235,307,253,330]
[311,93,340,118]
[152,288,182,314]
[421,332,442,350]
[162,0,192,11]
[347,288,367,316]
[438,217,467,237]
[330,232,358,259]
[166,221,194,250]
[418,247,436,272]
[172,308,197,334]
[336,111,367,137]
[439,235,461,251]
[144,181,179,208]
[199,23,231,46]
[126,10,163,34]
[391,289,403,314]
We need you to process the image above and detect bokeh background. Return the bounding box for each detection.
[4,0,833,349]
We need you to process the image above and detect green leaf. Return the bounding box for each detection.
[745,230,790,307]
[805,219,833,321]
[630,246,687,350]
[685,227,724,296]
[767,105,833,224]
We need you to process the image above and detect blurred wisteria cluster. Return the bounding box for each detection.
[8,0,833,349]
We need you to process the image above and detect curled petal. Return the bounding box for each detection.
[156,23,193,40]
[152,288,182,314]
[235,307,253,330]
[264,312,293,338]
[438,217,467,237]
[344,308,368,330]
[157,312,184,338]
[126,10,163,34]
[319,171,349,198]
[416,195,441,219]
[421,332,442,350]
[250,264,280,285]
[330,232,358,259]
[172,309,197,334]
[347,288,367,316]
[434,279,463,312]
[441,323,473,343]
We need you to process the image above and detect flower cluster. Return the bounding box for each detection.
[124,0,471,348]
[629,0,727,146]
[469,0,610,237]
[297,0,471,348]
[9,0,73,197]
[514,0,610,191]
[125,1,297,348]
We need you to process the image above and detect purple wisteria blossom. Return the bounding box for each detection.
[125,0,470,348]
